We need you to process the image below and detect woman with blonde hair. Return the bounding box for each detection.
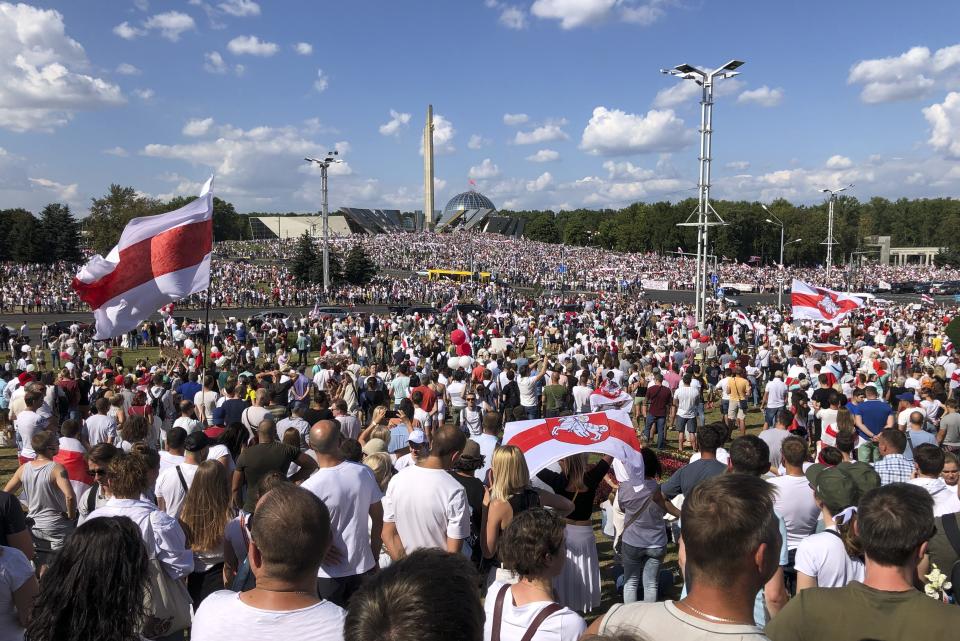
[537,452,612,613]
[364,452,394,569]
[179,459,233,607]
[481,445,572,584]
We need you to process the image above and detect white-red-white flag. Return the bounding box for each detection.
[791,279,863,325]
[73,177,214,339]
[503,410,643,478]
[809,342,848,355]
[457,310,472,342]
[732,309,754,331]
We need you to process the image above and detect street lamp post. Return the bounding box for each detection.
[305,152,343,293]
[819,185,853,284]
[662,59,744,327]
[786,237,802,267]
[762,204,785,308]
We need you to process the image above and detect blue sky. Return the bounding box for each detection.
[2,0,960,216]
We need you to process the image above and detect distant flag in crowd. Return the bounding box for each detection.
[440,298,456,313]
[791,279,863,325]
[921,294,935,305]
[810,342,848,356]
[748,255,761,264]
[400,334,409,351]
[309,299,320,319]
[732,309,754,331]
[72,177,214,340]
[503,410,643,478]
[159,303,175,315]
[457,310,472,341]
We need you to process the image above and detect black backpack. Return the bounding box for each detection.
[942,513,960,604]
[149,388,168,421]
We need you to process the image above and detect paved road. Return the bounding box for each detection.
[0,290,948,328]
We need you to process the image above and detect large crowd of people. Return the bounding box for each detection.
[0,236,959,640]
[0,233,956,316]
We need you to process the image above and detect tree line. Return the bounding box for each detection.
[502,196,960,267]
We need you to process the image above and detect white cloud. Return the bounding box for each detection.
[314,68,329,93]
[103,146,129,157]
[580,106,693,155]
[422,114,455,155]
[227,35,279,56]
[503,113,529,126]
[134,0,150,10]
[846,45,960,103]
[514,121,569,144]
[234,63,245,76]
[115,63,141,76]
[143,11,196,41]
[335,141,351,155]
[923,91,960,158]
[379,109,411,136]
[737,85,783,107]
[0,3,125,132]
[726,160,750,170]
[133,88,154,100]
[530,0,617,29]
[204,51,227,73]
[468,134,491,149]
[526,171,553,191]
[294,42,313,55]
[113,21,144,39]
[183,117,214,136]
[826,155,852,169]
[434,177,447,191]
[469,158,500,180]
[29,176,78,202]
[218,0,260,17]
[621,2,666,25]
[653,77,744,108]
[526,149,560,162]
[499,6,527,29]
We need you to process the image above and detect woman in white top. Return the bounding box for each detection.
[179,460,234,608]
[484,507,586,641]
[0,545,38,640]
[795,465,868,591]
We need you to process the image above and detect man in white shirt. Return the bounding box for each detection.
[155,432,209,518]
[302,420,383,607]
[768,435,820,594]
[193,375,219,425]
[172,400,202,435]
[908,443,960,517]
[332,400,361,440]
[14,389,48,463]
[158,426,187,472]
[762,371,789,430]
[382,427,471,558]
[276,404,311,444]
[85,397,118,446]
[518,357,549,420]
[191,484,346,641]
[673,374,700,452]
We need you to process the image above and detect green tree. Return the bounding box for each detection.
[38,203,82,263]
[292,232,319,283]
[87,185,163,254]
[0,208,38,261]
[524,213,560,243]
[343,244,377,285]
[166,196,249,241]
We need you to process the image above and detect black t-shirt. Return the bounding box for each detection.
[236,441,300,512]
[303,408,334,426]
[537,459,610,521]
[0,491,26,546]
[811,388,832,411]
[221,398,249,425]
[449,472,485,551]
[270,380,294,406]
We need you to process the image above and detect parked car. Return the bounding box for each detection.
[930,281,960,295]
[314,306,351,321]
[403,306,441,317]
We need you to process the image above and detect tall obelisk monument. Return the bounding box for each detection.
[423,104,435,229]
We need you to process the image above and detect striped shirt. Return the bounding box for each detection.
[873,454,914,485]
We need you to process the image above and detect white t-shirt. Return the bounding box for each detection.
[301,461,383,578]
[154,462,199,518]
[674,384,699,419]
[383,465,470,553]
[191,590,346,641]
[85,413,117,446]
[0,545,34,641]
[794,528,864,588]
[194,390,219,424]
[572,385,592,413]
[765,379,788,408]
[208,444,236,475]
[447,381,467,409]
[518,376,538,407]
[767,475,820,550]
[158,450,185,473]
[14,410,48,459]
[173,416,202,434]
[483,582,586,641]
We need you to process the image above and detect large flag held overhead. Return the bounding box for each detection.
[503,410,644,479]
[791,279,863,325]
[73,177,214,339]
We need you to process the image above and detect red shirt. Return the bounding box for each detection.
[412,385,437,412]
[646,384,673,417]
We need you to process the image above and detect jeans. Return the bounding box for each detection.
[644,415,666,449]
[764,407,781,427]
[524,405,540,420]
[622,543,665,603]
[676,416,697,435]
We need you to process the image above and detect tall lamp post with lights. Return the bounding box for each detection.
[304,152,343,293]
[661,59,744,326]
[819,184,853,283]
[762,204,786,308]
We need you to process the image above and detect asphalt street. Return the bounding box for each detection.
[0,289,947,329]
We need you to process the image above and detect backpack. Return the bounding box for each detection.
[150,389,168,422]
[941,513,960,605]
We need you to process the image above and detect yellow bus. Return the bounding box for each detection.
[426,269,491,283]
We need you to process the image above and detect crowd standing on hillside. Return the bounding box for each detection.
[0,237,959,640]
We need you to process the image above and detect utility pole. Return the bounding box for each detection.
[305,152,343,293]
[663,59,744,327]
[819,185,853,284]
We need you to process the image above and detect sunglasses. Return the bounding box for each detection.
[88,468,107,477]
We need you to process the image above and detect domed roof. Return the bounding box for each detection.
[441,190,496,222]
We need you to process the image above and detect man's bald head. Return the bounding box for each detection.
[309,420,341,455]
[257,418,277,441]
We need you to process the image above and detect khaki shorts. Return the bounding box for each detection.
[727,401,746,420]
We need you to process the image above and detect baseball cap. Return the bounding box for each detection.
[806,464,864,512]
[211,406,226,426]
[896,392,915,402]
[17,372,32,386]
[408,429,427,446]
[184,432,211,452]
[362,438,388,456]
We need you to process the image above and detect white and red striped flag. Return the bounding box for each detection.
[73,177,214,339]
[810,342,848,355]
[457,310,472,342]
[791,279,863,325]
[732,309,754,331]
[921,294,934,305]
[503,410,644,478]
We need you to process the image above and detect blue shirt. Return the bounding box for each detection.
[906,429,936,462]
[177,381,201,400]
[852,399,892,439]
[388,424,409,453]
